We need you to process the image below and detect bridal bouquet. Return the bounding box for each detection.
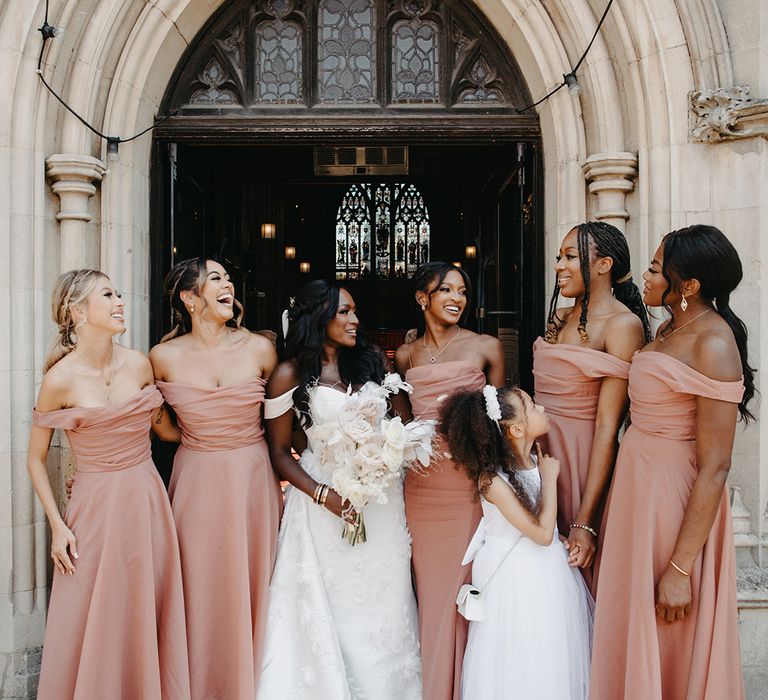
[305,373,436,545]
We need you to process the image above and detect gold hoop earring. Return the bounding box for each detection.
[680,294,688,312]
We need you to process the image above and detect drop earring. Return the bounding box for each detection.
[420,304,426,312]
[680,294,688,312]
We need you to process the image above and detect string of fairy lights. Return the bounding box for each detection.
[36,0,616,151]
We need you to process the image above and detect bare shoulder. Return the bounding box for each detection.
[243,330,277,357]
[393,342,413,375]
[692,324,742,382]
[604,309,645,361]
[37,361,72,411]
[266,360,299,398]
[119,346,154,384]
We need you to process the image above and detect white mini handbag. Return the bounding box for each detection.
[456,584,485,620]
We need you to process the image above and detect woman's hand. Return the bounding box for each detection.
[655,564,692,623]
[322,488,356,523]
[567,527,596,568]
[65,477,74,498]
[51,522,78,576]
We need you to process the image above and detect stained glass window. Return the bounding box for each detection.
[335,185,372,279]
[335,183,430,280]
[318,0,376,103]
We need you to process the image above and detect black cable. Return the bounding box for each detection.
[36,0,173,148]
[515,0,615,113]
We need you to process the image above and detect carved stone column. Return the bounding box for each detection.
[46,154,107,271]
[582,152,638,230]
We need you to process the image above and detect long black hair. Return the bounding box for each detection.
[439,387,538,514]
[161,257,244,342]
[661,225,756,423]
[545,221,652,344]
[284,279,386,425]
[412,261,473,327]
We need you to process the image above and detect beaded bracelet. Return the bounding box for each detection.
[569,523,598,538]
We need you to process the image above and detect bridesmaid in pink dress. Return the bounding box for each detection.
[149,258,282,700]
[591,225,753,699]
[27,269,189,699]
[534,222,652,591]
[394,262,505,700]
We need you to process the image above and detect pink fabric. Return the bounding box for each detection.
[590,352,745,700]
[158,379,283,700]
[404,360,485,700]
[32,386,190,700]
[533,337,630,592]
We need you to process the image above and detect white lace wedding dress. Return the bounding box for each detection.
[257,384,422,700]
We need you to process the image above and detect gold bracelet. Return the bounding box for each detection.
[319,485,330,507]
[312,483,323,504]
[669,559,690,577]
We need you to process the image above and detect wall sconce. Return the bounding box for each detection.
[261,223,276,239]
[465,245,477,259]
[285,246,296,260]
[299,261,311,273]
[452,261,463,268]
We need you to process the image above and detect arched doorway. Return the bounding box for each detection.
[151,0,543,387]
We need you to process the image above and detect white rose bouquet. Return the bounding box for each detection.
[305,373,437,545]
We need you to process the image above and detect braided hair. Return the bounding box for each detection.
[660,225,756,423]
[44,269,110,373]
[545,221,652,344]
[161,257,244,342]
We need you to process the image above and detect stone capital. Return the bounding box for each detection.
[689,86,768,142]
[46,154,107,223]
[581,152,638,228]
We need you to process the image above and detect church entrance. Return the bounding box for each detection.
[150,0,544,390]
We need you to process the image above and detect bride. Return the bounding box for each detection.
[257,280,422,700]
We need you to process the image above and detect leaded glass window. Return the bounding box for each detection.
[336,183,430,280]
[318,0,376,103]
[255,18,303,102]
[392,19,439,103]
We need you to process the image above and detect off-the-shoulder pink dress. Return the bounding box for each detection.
[404,360,486,700]
[33,386,190,700]
[157,379,283,700]
[533,337,630,591]
[589,352,745,700]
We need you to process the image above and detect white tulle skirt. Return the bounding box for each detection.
[461,533,594,700]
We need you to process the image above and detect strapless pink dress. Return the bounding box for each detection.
[590,352,745,700]
[158,379,283,700]
[33,386,190,700]
[404,360,486,700]
[533,337,630,591]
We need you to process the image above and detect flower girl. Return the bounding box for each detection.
[439,386,594,700]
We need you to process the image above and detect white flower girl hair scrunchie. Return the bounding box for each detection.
[483,385,502,430]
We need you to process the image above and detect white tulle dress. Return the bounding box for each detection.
[257,384,422,700]
[461,467,594,700]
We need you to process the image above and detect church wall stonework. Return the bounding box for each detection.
[0,0,766,697]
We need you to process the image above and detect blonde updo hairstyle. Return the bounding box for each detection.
[44,269,109,373]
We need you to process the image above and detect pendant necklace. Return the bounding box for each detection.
[102,346,117,401]
[659,309,711,343]
[423,327,462,363]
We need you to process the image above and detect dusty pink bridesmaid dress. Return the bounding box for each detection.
[533,336,630,591]
[157,378,283,700]
[590,352,745,700]
[33,386,190,700]
[404,359,485,700]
